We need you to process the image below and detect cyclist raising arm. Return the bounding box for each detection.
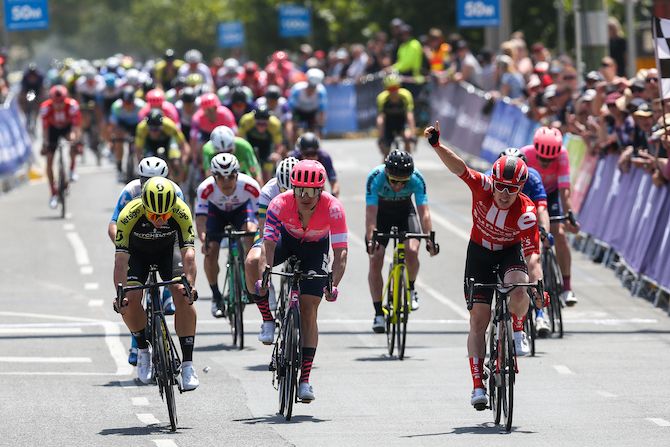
[425,121,539,410]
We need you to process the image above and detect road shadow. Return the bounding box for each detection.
[233,414,330,425]
[354,355,426,362]
[402,423,535,437]
[99,424,193,436]
[34,215,66,221]
[245,363,272,372]
[194,342,247,352]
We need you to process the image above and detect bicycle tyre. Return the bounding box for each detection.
[156,315,178,432]
[503,317,515,432]
[284,308,300,421]
[58,147,67,219]
[525,307,536,357]
[385,271,396,357]
[125,142,135,183]
[226,257,239,347]
[544,250,564,338]
[235,258,245,350]
[489,320,501,424]
[397,266,409,360]
[277,335,287,415]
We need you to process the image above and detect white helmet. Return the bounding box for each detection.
[125,68,140,86]
[184,49,202,64]
[306,68,324,86]
[211,153,240,176]
[210,125,235,153]
[275,157,299,191]
[138,156,169,178]
[223,58,240,73]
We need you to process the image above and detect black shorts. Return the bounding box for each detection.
[463,241,527,306]
[547,189,563,218]
[368,201,421,247]
[273,228,329,297]
[127,243,184,286]
[117,120,138,136]
[46,126,72,152]
[205,201,257,244]
[293,109,317,128]
[382,123,407,147]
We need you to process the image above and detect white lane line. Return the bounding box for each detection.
[0,327,83,335]
[84,282,99,290]
[430,212,470,242]
[647,418,670,427]
[132,397,150,406]
[102,321,134,376]
[152,440,179,447]
[137,413,160,425]
[0,356,92,363]
[596,391,617,398]
[553,365,575,375]
[65,232,91,266]
[415,279,470,319]
[88,299,104,307]
[0,371,119,376]
[63,223,75,231]
[80,265,94,275]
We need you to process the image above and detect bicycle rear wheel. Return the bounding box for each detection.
[276,336,287,415]
[225,258,240,347]
[501,318,515,432]
[544,251,564,338]
[284,308,300,420]
[397,267,409,360]
[125,142,135,183]
[156,315,178,432]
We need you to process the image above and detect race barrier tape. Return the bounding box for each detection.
[0,99,32,176]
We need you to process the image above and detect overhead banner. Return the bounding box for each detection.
[0,100,33,175]
[279,5,311,37]
[217,21,245,48]
[4,0,49,31]
[457,0,500,28]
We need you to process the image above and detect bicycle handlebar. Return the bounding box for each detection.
[261,261,333,295]
[115,274,194,313]
[549,211,577,226]
[220,225,258,239]
[371,228,440,254]
[466,277,544,311]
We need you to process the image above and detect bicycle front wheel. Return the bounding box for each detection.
[544,251,564,338]
[156,316,178,432]
[397,266,409,360]
[384,274,396,357]
[489,321,501,424]
[501,317,515,432]
[58,150,67,219]
[234,259,245,350]
[284,308,300,421]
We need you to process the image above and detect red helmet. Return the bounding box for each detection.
[491,155,528,186]
[145,89,165,108]
[273,51,288,63]
[244,61,259,74]
[533,126,563,159]
[290,159,326,188]
[49,85,68,101]
[199,92,220,109]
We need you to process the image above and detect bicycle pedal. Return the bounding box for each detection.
[473,402,487,411]
[268,362,276,372]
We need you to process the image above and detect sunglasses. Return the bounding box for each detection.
[293,186,321,198]
[601,62,613,67]
[255,120,268,126]
[646,77,658,83]
[147,211,172,222]
[493,181,521,194]
[387,175,409,185]
[537,155,554,164]
[214,173,237,181]
[563,75,576,80]
[148,126,162,132]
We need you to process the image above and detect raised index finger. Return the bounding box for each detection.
[434,120,440,132]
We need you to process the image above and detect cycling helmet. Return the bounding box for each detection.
[178,87,194,103]
[230,87,247,104]
[186,72,204,86]
[164,48,175,60]
[200,92,220,109]
[142,176,177,215]
[306,68,325,86]
[244,61,259,74]
[296,132,320,154]
[184,49,202,64]
[83,67,97,80]
[211,153,240,176]
[290,159,326,188]
[146,89,165,107]
[49,85,68,101]
[384,73,401,89]
[121,86,135,102]
[146,109,164,128]
[138,156,169,178]
[254,105,271,121]
[491,156,528,186]
[275,157,300,191]
[210,125,236,153]
[385,149,414,178]
[173,75,187,89]
[499,147,526,162]
[533,126,563,159]
[265,85,282,100]
[27,62,38,72]
[273,51,288,63]
[223,58,240,73]
[106,56,120,70]
[103,73,117,88]
[125,68,140,86]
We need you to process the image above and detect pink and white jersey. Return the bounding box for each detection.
[264,191,348,249]
[521,145,570,194]
[190,106,237,141]
[138,102,180,125]
[195,173,260,215]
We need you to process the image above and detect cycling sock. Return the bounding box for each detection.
[131,330,149,349]
[179,336,195,362]
[50,183,57,196]
[116,160,122,172]
[130,333,138,349]
[512,313,526,332]
[251,293,274,321]
[469,356,484,389]
[300,347,316,383]
[536,308,545,319]
[373,301,383,316]
[409,280,415,290]
[562,275,571,291]
[210,283,221,301]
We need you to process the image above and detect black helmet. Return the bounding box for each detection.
[296,132,320,154]
[385,149,414,178]
[121,85,135,102]
[265,85,281,100]
[230,87,247,104]
[27,62,38,72]
[254,105,271,121]
[499,147,526,162]
[180,86,196,103]
[146,109,164,128]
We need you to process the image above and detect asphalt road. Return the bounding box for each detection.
[1,137,669,446]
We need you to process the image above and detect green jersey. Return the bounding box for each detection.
[202,137,261,178]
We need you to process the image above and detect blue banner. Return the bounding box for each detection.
[479,101,536,162]
[0,101,33,175]
[4,0,49,31]
[457,0,500,28]
[217,21,244,48]
[279,5,311,38]
[324,83,357,135]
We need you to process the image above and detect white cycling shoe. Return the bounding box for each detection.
[258,321,275,345]
[49,195,58,209]
[181,361,199,391]
[561,290,578,307]
[471,387,487,411]
[298,382,315,402]
[137,348,154,384]
[372,315,385,333]
[410,290,420,311]
[535,316,551,337]
[514,331,530,357]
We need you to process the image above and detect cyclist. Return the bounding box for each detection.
[202,125,262,184]
[255,84,292,126]
[256,160,348,402]
[108,157,183,364]
[195,153,260,318]
[135,110,189,181]
[365,150,437,332]
[100,73,122,134]
[239,61,267,98]
[178,49,215,91]
[238,105,285,183]
[287,68,327,143]
[424,121,539,410]
[19,63,46,129]
[244,157,299,343]
[189,92,236,168]
[113,177,199,390]
[521,126,580,306]
[110,86,146,181]
[40,85,82,208]
[289,132,339,197]
[138,89,180,125]
[174,87,197,139]
[376,73,417,157]
[154,49,184,90]
[225,87,256,125]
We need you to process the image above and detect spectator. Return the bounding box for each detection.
[425,28,450,74]
[531,42,550,64]
[366,37,386,74]
[345,44,369,81]
[494,55,524,100]
[599,56,618,83]
[643,69,660,103]
[299,44,314,72]
[477,49,496,91]
[328,48,350,82]
[452,40,482,88]
[388,18,405,64]
[608,17,627,77]
[599,92,635,154]
[393,24,424,83]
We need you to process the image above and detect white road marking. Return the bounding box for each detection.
[0,371,120,376]
[415,279,470,319]
[0,356,91,363]
[647,418,670,427]
[137,413,160,425]
[152,440,179,447]
[63,223,75,231]
[88,300,104,307]
[430,212,470,242]
[596,391,617,398]
[84,282,99,290]
[80,265,94,275]
[132,397,149,406]
[553,365,575,375]
[65,232,91,266]
[0,327,83,335]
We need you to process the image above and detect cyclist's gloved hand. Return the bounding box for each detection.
[425,121,441,147]
[324,286,338,302]
[366,239,378,255]
[113,296,128,314]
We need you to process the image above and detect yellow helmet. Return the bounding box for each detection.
[142,176,177,215]
[383,73,401,89]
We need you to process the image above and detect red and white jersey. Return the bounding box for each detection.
[460,167,539,256]
[195,173,260,215]
[40,98,82,129]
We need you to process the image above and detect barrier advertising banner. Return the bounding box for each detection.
[324,83,357,135]
[0,101,32,175]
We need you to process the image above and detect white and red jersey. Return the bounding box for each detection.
[460,167,539,256]
[521,145,571,194]
[138,102,180,126]
[264,191,348,249]
[40,98,82,129]
[195,173,260,215]
[189,106,237,141]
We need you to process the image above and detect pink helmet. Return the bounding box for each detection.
[290,159,326,188]
[145,89,165,107]
[200,92,220,109]
[533,126,563,159]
